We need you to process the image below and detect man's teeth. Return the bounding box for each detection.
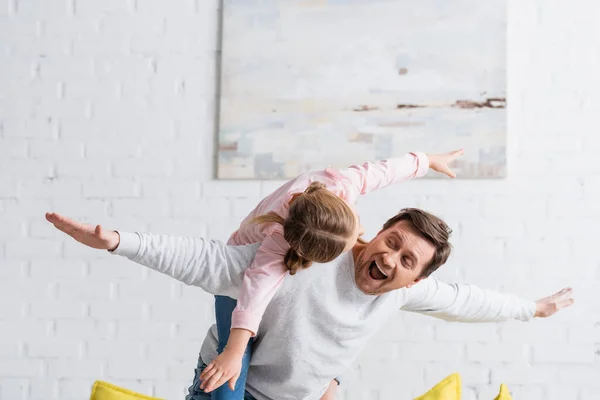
[375,261,388,278]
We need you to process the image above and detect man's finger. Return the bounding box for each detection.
[46,212,64,224]
[48,216,66,229]
[52,217,81,232]
[51,213,73,226]
[50,222,70,235]
[558,298,575,309]
[556,293,573,303]
[59,225,79,240]
[555,287,571,296]
[554,288,573,300]
[64,228,78,238]
[57,214,90,233]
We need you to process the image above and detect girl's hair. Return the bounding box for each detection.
[251,182,358,275]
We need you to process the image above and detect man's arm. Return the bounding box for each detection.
[112,231,258,297]
[45,212,259,298]
[400,277,573,322]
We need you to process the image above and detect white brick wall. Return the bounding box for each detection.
[1,0,599,399]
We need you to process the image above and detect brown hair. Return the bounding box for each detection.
[251,182,358,275]
[382,208,452,278]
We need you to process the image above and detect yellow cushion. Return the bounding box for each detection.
[90,381,163,400]
[493,384,512,400]
[414,373,461,400]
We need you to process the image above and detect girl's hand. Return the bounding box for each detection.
[426,149,465,178]
[200,348,243,392]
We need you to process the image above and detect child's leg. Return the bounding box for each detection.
[185,352,255,400]
[213,295,254,399]
[185,354,213,400]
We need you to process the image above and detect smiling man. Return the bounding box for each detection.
[353,210,451,295]
[46,209,574,400]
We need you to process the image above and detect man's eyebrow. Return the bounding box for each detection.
[389,231,402,240]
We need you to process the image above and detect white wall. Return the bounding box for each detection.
[1,0,599,399]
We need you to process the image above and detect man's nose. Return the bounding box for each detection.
[382,252,396,269]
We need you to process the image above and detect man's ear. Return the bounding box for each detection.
[405,277,424,289]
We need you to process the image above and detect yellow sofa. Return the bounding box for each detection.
[414,373,512,400]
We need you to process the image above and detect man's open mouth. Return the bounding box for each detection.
[368,260,388,280]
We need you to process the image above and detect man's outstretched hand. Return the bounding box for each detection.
[45,212,120,251]
[535,288,574,318]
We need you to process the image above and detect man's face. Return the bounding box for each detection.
[353,220,436,295]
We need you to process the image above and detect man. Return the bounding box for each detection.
[45,210,573,400]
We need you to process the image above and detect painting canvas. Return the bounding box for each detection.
[217,0,506,179]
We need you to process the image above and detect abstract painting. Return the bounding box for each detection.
[217,0,506,179]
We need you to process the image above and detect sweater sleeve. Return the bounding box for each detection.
[324,152,429,202]
[399,277,537,322]
[110,231,259,299]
